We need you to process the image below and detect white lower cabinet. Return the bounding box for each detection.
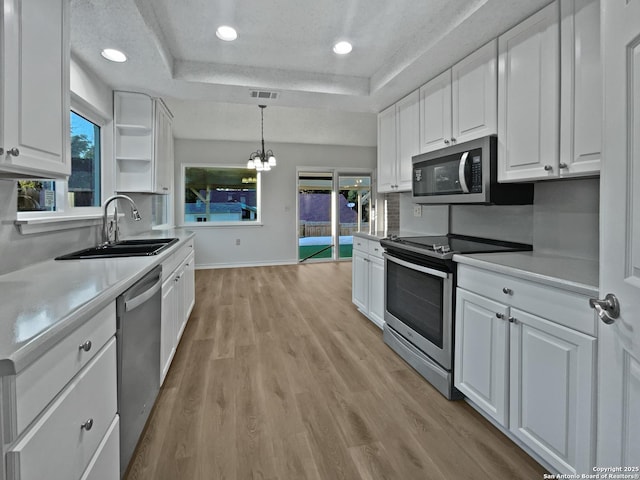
[509,308,595,474]
[2,303,119,480]
[160,240,196,384]
[455,264,596,475]
[351,237,385,329]
[455,289,509,425]
[6,339,118,480]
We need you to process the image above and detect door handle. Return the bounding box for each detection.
[589,293,620,324]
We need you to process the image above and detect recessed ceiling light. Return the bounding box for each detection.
[333,41,352,55]
[216,25,238,42]
[101,48,127,63]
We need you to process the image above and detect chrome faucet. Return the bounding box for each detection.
[102,194,142,245]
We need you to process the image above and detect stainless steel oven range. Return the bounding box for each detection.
[380,234,531,399]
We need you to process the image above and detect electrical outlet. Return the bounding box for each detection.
[235,238,241,246]
[413,204,422,217]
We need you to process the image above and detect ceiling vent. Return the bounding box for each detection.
[250,90,279,100]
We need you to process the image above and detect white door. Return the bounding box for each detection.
[1,0,69,177]
[497,1,559,182]
[451,39,498,144]
[377,105,397,192]
[454,289,509,425]
[419,70,452,153]
[596,0,640,466]
[395,90,420,191]
[509,308,595,474]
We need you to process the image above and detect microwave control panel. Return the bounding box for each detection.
[470,155,482,193]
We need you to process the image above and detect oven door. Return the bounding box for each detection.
[384,253,453,370]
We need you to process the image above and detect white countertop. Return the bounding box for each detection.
[0,228,194,376]
[453,251,599,297]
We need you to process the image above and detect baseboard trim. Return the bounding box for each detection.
[195,259,299,270]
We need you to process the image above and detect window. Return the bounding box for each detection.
[69,111,101,207]
[17,111,101,212]
[182,166,261,225]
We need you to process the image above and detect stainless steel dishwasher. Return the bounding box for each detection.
[116,265,162,477]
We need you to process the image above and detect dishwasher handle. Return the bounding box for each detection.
[125,276,162,312]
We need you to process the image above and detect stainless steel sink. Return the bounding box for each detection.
[55,238,179,260]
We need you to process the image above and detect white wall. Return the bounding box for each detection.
[174,139,376,268]
[166,100,377,147]
[532,178,599,260]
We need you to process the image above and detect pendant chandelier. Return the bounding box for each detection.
[247,105,276,171]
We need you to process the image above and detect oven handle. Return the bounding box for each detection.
[384,253,450,279]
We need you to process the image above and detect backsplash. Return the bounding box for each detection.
[0,182,155,276]
[397,177,599,261]
[0,180,100,275]
[532,178,599,260]
[385,193,400,232]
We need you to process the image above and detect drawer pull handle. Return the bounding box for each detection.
[502,287,513,295]
[495,313,505,320]
[508,317,517,324]
[81,418,94,431]
[78,340,92,352]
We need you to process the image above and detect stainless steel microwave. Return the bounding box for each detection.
[411,136,533,205]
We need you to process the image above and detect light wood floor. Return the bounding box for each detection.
[125,262,546,480]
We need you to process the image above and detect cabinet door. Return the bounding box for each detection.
[498,1,560,182]
[395,90,420,191]
[160,276,176,385]
[559,0,601,177]
[182,251,195,326]
[509,308,595,474]
[352,250,369,313]
[154,100,174,193]
[367,256,385,329]
[452,39,497,144]
[419,70,452,154]
[377,105,397,193]
[175,265,186,342]
[0,0,69,178]
[454,289,509,425]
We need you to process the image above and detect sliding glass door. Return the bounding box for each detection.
[338,175,371,259]
[298,171,371,262]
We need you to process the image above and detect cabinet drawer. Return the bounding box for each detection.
[457,265,596,336]
[12,302,115,440]
[368,240,384,259]
[7,338,118,480]
[162,240,194,281]
[80,415,120,480]
[353,237,369,253]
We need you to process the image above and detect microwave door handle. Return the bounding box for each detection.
[458,152,470,193]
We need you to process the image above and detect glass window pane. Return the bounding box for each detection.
[69,111,101,207]
[17,181,56,212]
[184,167,259,223]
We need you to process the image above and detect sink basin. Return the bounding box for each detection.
[56,238,179,260]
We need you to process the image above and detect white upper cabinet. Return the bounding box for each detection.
[498,0,601,182]
[420,40,497,154]
[559,0,601,177]
[498,1,560,182]
[377,90,419,193]
[420,70,452,153]
[451,40,498,145]
[0,0,70,179]
[154,99,174,194]
[115,91,174,193]
[377,104,398,193]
